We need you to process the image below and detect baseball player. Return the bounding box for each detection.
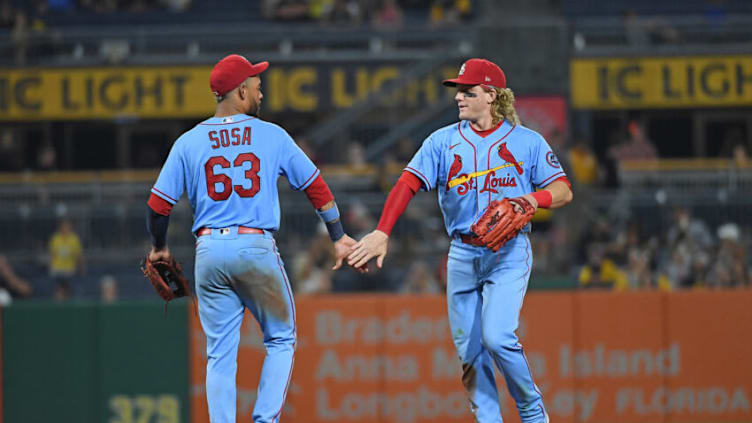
[348,58,573,423]
[145,54,359,423]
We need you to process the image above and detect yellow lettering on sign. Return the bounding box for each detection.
[0,66,213,120]
[0,63,468,120]
[331,68,354,108]
[266,68,286,112]
[571,55,752,109]
[287,67,318,112]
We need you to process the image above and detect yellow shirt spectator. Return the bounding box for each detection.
[49,223,83,276]
[579,258,629,291]
[568,142,598,185]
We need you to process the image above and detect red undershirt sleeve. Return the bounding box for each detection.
[147,193,173,216]
[376,171,422,236]
[551,176,572,189]
[303,175,335,209]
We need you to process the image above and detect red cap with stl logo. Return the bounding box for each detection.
[210,54,269,97]
[442,58,506,89]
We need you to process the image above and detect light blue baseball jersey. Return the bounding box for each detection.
[405,120,566,237]
[151,114,319,233]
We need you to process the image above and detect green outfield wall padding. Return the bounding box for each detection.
[2,300,190,423]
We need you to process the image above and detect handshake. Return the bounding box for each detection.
[331,230,390,273]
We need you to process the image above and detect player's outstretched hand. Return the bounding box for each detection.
[148,246,172,263]
[333,235,367,273]
[347,230,389,269]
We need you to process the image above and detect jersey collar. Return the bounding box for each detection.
[202,114,252,125]
[458,120,513,145]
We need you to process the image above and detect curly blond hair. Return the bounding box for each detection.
[490,87,520,126]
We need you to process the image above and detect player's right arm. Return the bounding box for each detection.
[146,137,187,262]
[347,133,441,268]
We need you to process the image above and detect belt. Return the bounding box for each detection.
[196,226,264,236]
[459,233,483,246]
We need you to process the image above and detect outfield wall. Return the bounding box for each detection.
[3,291,751,423]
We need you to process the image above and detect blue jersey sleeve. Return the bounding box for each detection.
[151,138,186,205]
[279,131,319,191]
[405,135,441,191]
[531,135,567,189]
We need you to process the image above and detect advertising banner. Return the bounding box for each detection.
[571,55,752,109]
[190,290,752,423]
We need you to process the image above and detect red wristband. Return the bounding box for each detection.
[530,190,553,208]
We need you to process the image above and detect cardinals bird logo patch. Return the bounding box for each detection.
[447,154,463,190]
[498,143,523,175]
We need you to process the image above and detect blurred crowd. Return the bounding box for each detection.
[262,0,472,28]
[575,210,749,291]
[2,115,751,302]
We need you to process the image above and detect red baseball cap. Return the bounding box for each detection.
[210,54,269,97]
[442,58,506,89]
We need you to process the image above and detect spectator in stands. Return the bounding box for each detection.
[429,0,471,26]
[100,274,119,303]
[292,223,334,295]
[49,218,85,300]
[36,140,57,170]
[662,207,713,288]
[578,243,629,291]
[10,9,29,66]
[732,141,751,168]
[0,129,23,171]
[623,9,679,46]
[708,223,750,288]
[372,0,403,29]
[262,0,309,21]
[325,0,361,24]
[609,223,654,289]
[345,141,370,173]
[626,245,654,289]
[608,120,658,162]
[398,260,441,294]
[567,138,599,186]
[0,255,33,304]
[667,207,713,254]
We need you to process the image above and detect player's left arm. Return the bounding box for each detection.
[303,177,362,272]
[520,134,573,211]
[543,178,573,208]
[520,177,573,211]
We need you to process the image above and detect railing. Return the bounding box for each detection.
[571,14,752,56]
[0,24,480,67]
[1,161,751,298]
[1,165,750,256]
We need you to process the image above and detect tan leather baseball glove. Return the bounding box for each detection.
[470,197,535,252]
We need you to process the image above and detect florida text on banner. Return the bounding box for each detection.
[189,291,752,423]
[571,55,752,109]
